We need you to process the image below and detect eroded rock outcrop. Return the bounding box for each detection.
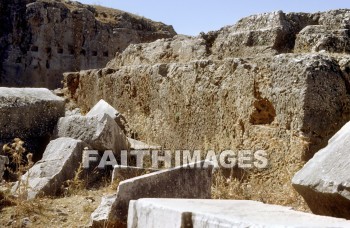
[0,0,176,89]
[64,10,350,206]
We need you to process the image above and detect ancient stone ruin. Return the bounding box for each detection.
[0,0,176,88]
[1,1,350,227]
[64,9,350,208]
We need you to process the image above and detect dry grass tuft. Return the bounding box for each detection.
[63,163,86,197]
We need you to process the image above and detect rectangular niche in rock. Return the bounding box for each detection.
[30,45,39,52]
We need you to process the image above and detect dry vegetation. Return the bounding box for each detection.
[57,0,146,25]
[0,148,115,228]
[0,139,102,227]
[127,113,310,212]
[0,136,309,227]
[0,187,109,228]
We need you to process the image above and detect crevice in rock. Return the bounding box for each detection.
[199,31,219,56]
[250,98,276,125]
[250,80,276,125]
[285,12,320,52]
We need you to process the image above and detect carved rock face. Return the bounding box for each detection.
[0,0,176,89]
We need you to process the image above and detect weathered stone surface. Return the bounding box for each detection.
[12,137,88,199]
[0,87,65,139]
[0,155,9,181]
[104,10,350,67]
[54,113,129,153]
[317,9,350,29]
[128,199,350,228]
[107,35,208,68]
[106,11,312,67]
[111,165,158,183]
[212,11,295,58]
[64,9,350,207]
[292,121,350,219]
[0,0,176,89]
[64,54,350,196]
[295,25,350,53]
[90,161,213,226]
[86,99,128,133]
[90,194,119,228]
[65,108,81,117]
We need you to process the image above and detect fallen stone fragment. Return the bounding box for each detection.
[292,121,350,219]
[111,165,158,183]
[12,138,88,199]
[55,113,129,153]
[0,88,65,139]
[90,161,213,226]
[128,199,350,228]
[86,99,128,132]
[0,155,9,181]
[89,194,123,228]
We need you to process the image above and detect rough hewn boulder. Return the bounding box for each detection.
[12,137,88,199]
[212,11,296,58]
[86,99,128,133]
[0,0,176,88]
[0,87,65,139]
[295,25,350,53]
[317,9,350,29]
[90,195,119,228]
[292,121,350,219]
[128,199,350,228]
[64,54,350,181]
[90,161,213,226]
[54,114,129,153]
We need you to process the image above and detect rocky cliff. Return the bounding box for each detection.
[63,10,350,206]
[0,0,176,89]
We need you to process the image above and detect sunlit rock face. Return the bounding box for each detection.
[64,9,350,207]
